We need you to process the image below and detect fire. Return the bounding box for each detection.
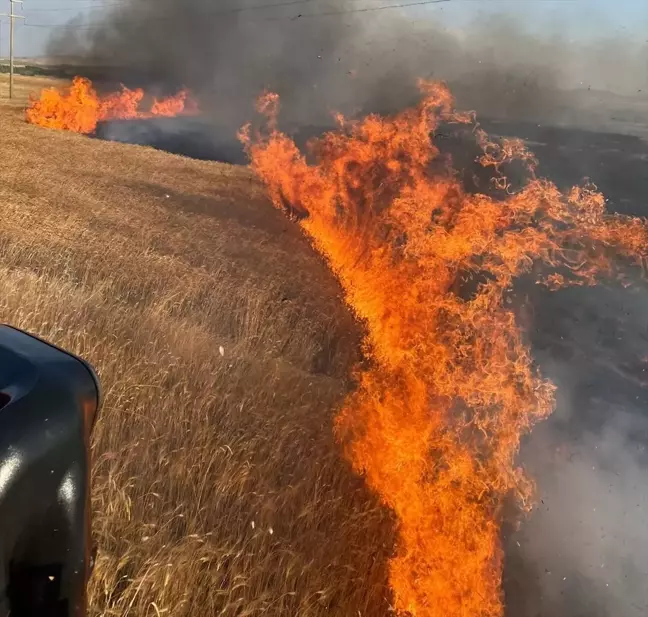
[241,82,648,616]
[25,76,198,134]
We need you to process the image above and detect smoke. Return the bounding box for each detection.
[505,283,648,617]
[47,1,648,131]
[511,411,648,617]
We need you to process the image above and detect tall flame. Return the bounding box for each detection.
[241,82,648,616]
[25,76,198,134]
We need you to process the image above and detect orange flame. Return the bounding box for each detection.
[241,81,648,616]
[25,76,198,134]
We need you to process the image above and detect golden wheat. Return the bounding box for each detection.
[0,75,394,617]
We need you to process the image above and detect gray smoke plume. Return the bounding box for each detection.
[47,1,648,132]
[504,283,648,617]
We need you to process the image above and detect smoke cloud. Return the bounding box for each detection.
[505,283,648,617]
[48,1,648,131]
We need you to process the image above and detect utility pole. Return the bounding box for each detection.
[0,0,24,99]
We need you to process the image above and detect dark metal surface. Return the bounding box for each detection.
[0,325,100,617]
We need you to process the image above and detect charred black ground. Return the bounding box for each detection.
[94,119,247,164]
[95,116,648,220]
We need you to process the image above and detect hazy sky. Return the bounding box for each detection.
[2,0,647,58]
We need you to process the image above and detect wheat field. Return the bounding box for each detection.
[0,75,394,616]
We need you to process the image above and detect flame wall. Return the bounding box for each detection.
[242,82,648,617]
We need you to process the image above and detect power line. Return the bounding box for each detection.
[20,0,578,30]
[22,0,451,29]
[24,0,318,23]
[266,0,452,21]
[25,3,127,12]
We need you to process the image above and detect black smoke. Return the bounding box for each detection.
[48,2,644,128]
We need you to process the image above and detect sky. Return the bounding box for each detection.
[1,0,646,59]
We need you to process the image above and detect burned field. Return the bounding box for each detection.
[10,72,648,616]
[94,118,248,164]
[95,114,648,214]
